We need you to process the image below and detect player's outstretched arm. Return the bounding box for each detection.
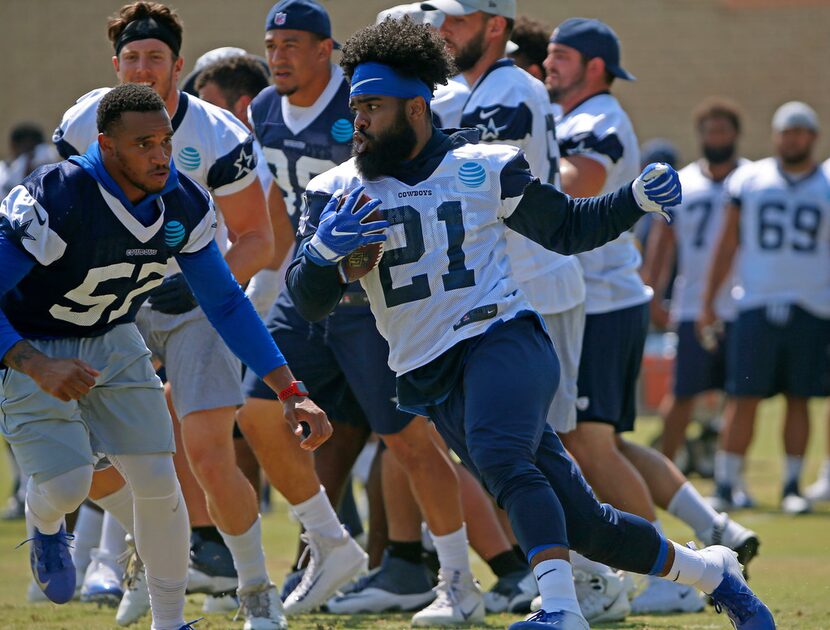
[504,161,681,254]
[287,187,388,322]
[176,240,331,450]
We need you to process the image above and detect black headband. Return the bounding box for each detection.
[115,17,181,57]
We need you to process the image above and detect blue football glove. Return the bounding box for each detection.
[147,272,198,314]
[632,162,682,221]
[303,186,389,266]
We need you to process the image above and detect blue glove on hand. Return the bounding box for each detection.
[632,162,682,221]
[147,272,198,314]
[304,186,389,266]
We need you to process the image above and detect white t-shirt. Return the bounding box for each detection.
[556,92,651,314]
[461,59,584,315]
[727,157,830,317]
[432,78,470,129]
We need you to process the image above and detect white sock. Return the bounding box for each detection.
[668,481,720,539]
[220,516,270,590]
[431,525,472,575]
[569,551,614,576]
[784,456,804,489]
[535,559,581,615]
[147,574,187,630]
[93,484,135,537]
[71,505,103,569]
[715,451,743,487]
[820,458,830,481]
[663,542,722,593]
[291,486,344,539]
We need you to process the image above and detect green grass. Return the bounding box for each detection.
[1,397,829,628]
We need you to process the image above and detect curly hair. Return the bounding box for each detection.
[693,97,742,134]
[107,2,183,55]
[510,16,551,72]
[340,17,456,92]
[97,83,166,134]
[195,55,270,106]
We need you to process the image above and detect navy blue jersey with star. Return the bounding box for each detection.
[0,162,216,339]
[249,66,354,243]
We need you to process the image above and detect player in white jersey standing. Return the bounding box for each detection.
[699,102,830,515]
[53,3,292,627]
[283,18,776,630]
[547,18,759,613]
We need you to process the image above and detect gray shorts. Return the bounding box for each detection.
[543,303,585,434]
[0,324,174,483]
[135,306,243,419]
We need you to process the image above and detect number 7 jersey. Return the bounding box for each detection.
[728,157,830,317]
[301,142,535,375]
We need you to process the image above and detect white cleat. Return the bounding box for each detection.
[530,594,541,612]
[237,582,287,630]
[187,565,238,595]
[203,592,239,613]
[699,512,760,573]
[630,576,705,614]
[805,475,830,502]
[574,568,630,623]
[116,540,150,626]
[781,493,812,515]
[283,529,368,616]
[80,548,124,606]
[617,570,638,600]
[411,569,485,626]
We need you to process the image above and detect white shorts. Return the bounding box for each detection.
[543,303,585,434]
[0,324,174,483]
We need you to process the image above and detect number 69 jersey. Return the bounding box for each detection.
[0,161,215,339]
[728,157,830,317]
[301,143,535,375]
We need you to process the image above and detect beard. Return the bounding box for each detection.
[702,143,736,165]
[353,105,418,180]
[453,28,487,73]
[546,66,586,104]
[780,148,812,167]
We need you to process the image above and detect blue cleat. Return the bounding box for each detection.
[705,545,776,629]
[508,608,589,629]
[176,618,203,630]
[24,525,76,604]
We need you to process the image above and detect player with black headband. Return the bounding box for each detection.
[52,3,293,628]
[285,18,775,630]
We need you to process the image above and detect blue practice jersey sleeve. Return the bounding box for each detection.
[285,239,347,323]
[0,233,36,363]
[176,241,286,378]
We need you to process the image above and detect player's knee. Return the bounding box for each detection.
[118,454,179,500]
[473,456,545,508]
[38,465,94,514]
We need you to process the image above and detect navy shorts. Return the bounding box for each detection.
[673,320,730,397]
[243,294,413,436]
[727,305,830,398]
[576,303,649,433]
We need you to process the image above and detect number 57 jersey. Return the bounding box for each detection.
[729,157,830,317]
[301,141,535,375]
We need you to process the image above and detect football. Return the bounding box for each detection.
[337,192,385,283]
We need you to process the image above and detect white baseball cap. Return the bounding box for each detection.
[421,0,516,19]
[377,3,444,27]
[772,101,819,132]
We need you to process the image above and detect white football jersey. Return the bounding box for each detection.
[54,88,258,274]
[461,60,584,315]
[304,143,535,375]
[556,93,651,314]
[728,157,830,317]
[669,160,747,322]
[432,78,469,129]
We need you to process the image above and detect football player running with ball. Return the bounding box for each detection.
[286,18,775,630]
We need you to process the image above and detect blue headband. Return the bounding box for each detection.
[350,62,432,103]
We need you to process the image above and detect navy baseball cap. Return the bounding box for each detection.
[265,0,340,48]
[550,18,635,81]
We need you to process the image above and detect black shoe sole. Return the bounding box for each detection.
[734,535,760,579]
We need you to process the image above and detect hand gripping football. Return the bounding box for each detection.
[337,192,384,283]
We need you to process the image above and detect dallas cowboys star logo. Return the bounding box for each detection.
[233,147,255,179]
[11,218,35,241]
[477,117,507,141]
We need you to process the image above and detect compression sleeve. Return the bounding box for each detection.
[504,179,645,254]
[0,233,36,363]
[285,237,348,322]
[176,240,286,378]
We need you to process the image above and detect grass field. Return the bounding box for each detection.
[1,397,829,629]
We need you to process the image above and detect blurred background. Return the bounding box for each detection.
[2,0,830,163]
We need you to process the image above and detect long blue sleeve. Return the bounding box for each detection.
[285,238,347,323]
[176,241,286,379]
[0,234,36,363]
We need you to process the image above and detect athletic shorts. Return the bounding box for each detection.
[542,303,585,434]
[576,303,649,433]
[673,320,731,397]
[136,306,244,419]
[0,324,174,483]
[244,294,413,436]
[727,304,830,398]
